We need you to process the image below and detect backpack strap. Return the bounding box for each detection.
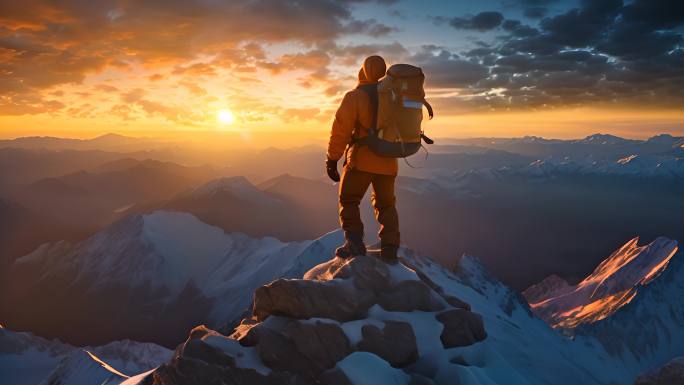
[422,99,434,119]
[350,83,379,147]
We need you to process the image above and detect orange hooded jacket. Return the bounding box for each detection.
[326,56,398,176]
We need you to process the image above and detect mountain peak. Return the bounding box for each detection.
[90,133,139,144]
[190,176,280,205]
[192,176,253,194]
[580,133,629,145]
[525,236,679,329]
[646,133,675,143]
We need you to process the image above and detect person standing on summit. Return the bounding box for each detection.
[325,55,433,262]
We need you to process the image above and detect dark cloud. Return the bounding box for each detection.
[410,48,490,87]
[429,0,684,110]
[449,12,505,31]
[523,7,547,19]
[342,19,397,35]
[515,0,558,5]
[504,0,556,19]
[501,20,539,37]
[539,0,622,47]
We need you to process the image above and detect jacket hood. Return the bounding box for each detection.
[358,55,386,85]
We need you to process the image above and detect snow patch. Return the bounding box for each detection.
[336,352,410,385]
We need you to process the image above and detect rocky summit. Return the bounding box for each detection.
[139,254,486,385]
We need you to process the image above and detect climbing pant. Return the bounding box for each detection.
[338,167,400,248]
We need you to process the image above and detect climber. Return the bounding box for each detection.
[325,55,400,262]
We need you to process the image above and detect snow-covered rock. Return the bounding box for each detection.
[140,254,486,384]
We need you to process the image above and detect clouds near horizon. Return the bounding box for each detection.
[0,0,682,134]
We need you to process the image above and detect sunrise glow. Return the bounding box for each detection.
[0,1,681,143]
[217,109,236,125]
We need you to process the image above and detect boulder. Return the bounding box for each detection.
[255,319,353,380]
[304,257,350,281]
[151,328,304,385]
[345,255,392,292]
[320,367,354,385]
[188,324,213,340]
[304,255,392,293]
[230,317,258,342]
[357,321,419,367]
[252,278,375,322]
[378,280,445,312]
[436,309,487,348]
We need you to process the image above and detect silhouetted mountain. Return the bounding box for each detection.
[10,158,220,252]
[164,175,338,241]
[440,133,684,159]
[0,197,54,272]
[0,148,136,194]
[0,133,171,153]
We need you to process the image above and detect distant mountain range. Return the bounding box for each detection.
[0,133,171,152]
[1,132,682,291]
[439,133,684,159]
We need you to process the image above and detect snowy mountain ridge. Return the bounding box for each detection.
[0,327,171,385]
[525,237,679,328]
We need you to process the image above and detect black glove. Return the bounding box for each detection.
[326,159,340,182]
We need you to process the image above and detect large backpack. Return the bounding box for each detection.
[354,64,434,158]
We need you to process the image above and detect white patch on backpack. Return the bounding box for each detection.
[402,99,422,109]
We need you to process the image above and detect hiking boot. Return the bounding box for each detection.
[379,245,399,264]
[335,233,366,259]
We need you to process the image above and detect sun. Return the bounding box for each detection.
[217,109,235,124]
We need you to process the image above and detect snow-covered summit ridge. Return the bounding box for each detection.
[524,236,678,329]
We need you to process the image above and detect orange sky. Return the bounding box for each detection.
[1,0,683,143]
[2,105,684,144]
